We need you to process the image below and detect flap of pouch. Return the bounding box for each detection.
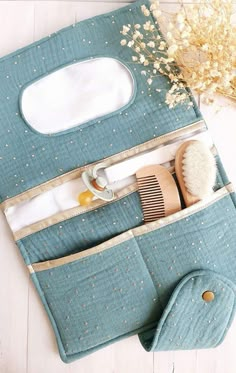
[139,270,236,351]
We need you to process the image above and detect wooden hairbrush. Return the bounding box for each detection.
[136,165,181,223]
[175,140,216,207]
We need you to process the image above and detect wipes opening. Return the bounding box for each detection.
[20,57,135,135]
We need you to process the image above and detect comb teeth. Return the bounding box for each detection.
[136,165,181,224]
[137,174,165,223]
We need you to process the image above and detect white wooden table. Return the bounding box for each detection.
[0,2,236,373]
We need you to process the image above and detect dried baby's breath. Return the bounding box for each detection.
[120,0,236,108]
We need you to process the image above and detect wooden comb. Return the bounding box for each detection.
[136,165,181,223]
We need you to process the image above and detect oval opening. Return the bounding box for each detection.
[20,57,135,135]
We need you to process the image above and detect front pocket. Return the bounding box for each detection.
[135,184,236,308]
[29,185,236,361]
[32,236,158,363]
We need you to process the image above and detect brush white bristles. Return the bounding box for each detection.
[182,141,216,199]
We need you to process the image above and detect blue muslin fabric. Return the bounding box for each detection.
[0,0,201,202]
[0,0,235,364]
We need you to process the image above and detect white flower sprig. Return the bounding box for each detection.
[120,0,236,108]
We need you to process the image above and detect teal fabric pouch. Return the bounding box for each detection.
[0,0,236,364]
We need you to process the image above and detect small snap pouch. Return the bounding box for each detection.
[139,270,236,351]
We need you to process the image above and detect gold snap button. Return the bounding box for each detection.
[202,291,215,302]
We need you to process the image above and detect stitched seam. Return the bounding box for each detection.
[30,185,232,272]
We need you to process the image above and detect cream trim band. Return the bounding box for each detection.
[14,182,138,241]
[29,184,234,273]
[1,120,205,211]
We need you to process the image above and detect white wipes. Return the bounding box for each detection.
[21,58,134,134]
